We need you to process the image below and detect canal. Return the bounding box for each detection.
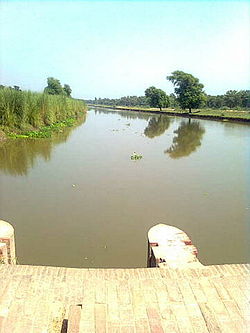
[0,108,249,268]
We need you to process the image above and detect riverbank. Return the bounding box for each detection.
[1,113,86,139]
[88,104,250,123]
[0,88,87,139]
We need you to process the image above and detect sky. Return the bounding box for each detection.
[0,0,249,99]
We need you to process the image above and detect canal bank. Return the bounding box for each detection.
[88,104,250,123]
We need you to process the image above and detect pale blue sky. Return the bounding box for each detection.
[0,0,249,99]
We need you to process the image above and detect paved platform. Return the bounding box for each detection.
[0,264,249,332]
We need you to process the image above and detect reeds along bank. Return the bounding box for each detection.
[0,88,86,129]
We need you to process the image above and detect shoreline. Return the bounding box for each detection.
[88,104,250,123]
[0,110,87,140]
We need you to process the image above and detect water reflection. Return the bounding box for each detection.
[94,108,152,120]
[0,115,86,176]
[165,120,205,158]
[144,116,171,138]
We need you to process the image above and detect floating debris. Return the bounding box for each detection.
[131,152,143,160]
[72,184,76,187]
[126,123,130,126]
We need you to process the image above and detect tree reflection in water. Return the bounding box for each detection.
[144,116,171,138]
[0,115,86,176]
[166,120,205,158]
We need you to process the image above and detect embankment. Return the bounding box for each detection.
[88,104,250,123]
[0,88,87,139]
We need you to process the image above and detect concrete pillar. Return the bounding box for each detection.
[0,220,16,264]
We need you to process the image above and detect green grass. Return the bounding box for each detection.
[89,104,250,121]
[0,88,87,138]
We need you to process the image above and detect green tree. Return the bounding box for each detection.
[144,116,171,138]
[13,85,21,91]
[224,90,241,109]
[63,84,72,97]
[44,77,63,95]
[167,71,206,113]
[238,90,250,108]
[165,120,205,158]
[145,86,170,111]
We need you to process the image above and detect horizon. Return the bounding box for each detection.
[0,0,249,99]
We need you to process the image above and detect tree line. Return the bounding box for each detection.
[86,70,250,112]
[0,77,72,97]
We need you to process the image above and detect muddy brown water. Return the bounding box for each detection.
[0,108,249,268]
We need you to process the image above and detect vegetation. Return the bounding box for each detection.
[145,86,170,111]
[44,77,72,97]
[86,95,149,108]
[0,86,86,138]
[167,71,206,113]
[87,69,250,117]
[131,152,143,160]
[206,90,250,109]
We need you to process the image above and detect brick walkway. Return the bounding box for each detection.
[0,264,249,332]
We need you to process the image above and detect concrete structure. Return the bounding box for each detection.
[148,224,203,269]
[0,220,16,265]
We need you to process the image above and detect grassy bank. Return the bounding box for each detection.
[88,104,250,122]
[0,88,87,138]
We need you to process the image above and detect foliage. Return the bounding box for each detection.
[63,84,72,97]
[167,71,206,112]
[145,86,170,111]
[43,77,72,97]
[206,90,250,109]
[44,77,64,95]
[165,120,205,158]
[0,87,86,130]
[144,116,171,138]
[86,95,149,107]
[8,118,76,138]
[131,152,143,160]
[87,89,249,112]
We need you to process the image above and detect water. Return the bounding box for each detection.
[0,108,249,268]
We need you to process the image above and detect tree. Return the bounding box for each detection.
[145,86,170,111]
[224,90,241,109]
[238,90,250,108]
[167,71,206,113]
[165,120,205,158]
[63,84,72,97]
[44,77,63,95]
[13,85,21,91]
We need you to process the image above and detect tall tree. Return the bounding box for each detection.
[145,86,170,111]
[44,77,63,95]
[167,71,206,113]
[63,84,72,97]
